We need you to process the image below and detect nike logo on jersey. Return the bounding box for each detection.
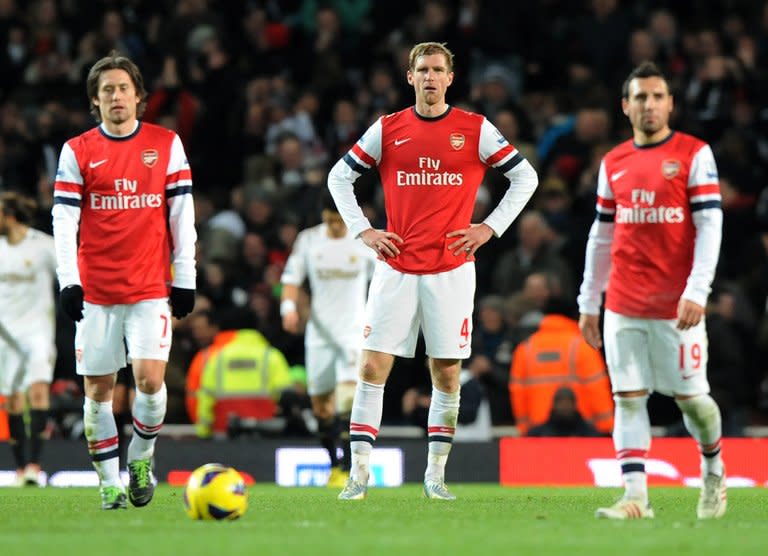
[89,159,108,168]
[159,343,170,349]
[459,343,469,349]
[394,138,412,146]
[611,169,628,181]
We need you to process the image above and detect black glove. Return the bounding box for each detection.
[170,287,195,319]
[60,285,84,322]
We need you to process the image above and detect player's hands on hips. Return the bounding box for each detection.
[677,298,704,330]
[360,228,403,260]
[170,287,195,319]
[579,313,602,350]
[446,223,494,259]
[282,311,300,334]
[60,285,84,322]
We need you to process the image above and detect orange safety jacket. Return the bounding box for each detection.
[185,330,238,422]
[509,315,614,434]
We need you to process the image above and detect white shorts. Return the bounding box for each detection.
[305,343,359,396]
[75,299,172,376]
[363,261,475,359]
[603,309,710,397]
[0,333,55,395]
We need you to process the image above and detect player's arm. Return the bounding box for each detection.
[166,134,197,318]
[577,160,615,349]
[449,119,538,256]
[327,118,403,258]
[280,231,307,334]
[51,142,85,321]
[679,144,723,330]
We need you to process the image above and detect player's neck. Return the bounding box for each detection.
[633,126,672,146]
[414,101,449,118]
[101,119,139,137]
[7,224,28,245]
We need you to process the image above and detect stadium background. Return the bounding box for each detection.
[1,0,768,484]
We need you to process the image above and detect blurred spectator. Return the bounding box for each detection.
[467,295,515,425]
[527,386,601,437]
[492,211,573,297]
[509,298,613,435]
[185,324,292,439]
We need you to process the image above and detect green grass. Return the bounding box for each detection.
[1,485,766,556]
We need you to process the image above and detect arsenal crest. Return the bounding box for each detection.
[661,159,680,179]
[449,132,465,150]
[363,325,372,338]
[142,149,159,167]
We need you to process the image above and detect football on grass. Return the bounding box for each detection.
[183,464,248,520]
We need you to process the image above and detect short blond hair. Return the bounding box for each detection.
[408,42,454,72]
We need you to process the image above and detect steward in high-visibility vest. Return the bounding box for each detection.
[509,314,614,435]
[186,329,292,438]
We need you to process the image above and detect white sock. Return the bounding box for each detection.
[348,381,384,483]
[127,384,167,463]
[613,395,651,502]
[83,397,122,488]
[676,395,724,477]
[425,387,460,483]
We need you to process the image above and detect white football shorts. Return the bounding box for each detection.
[603,308,710,397]
[305,343,360,396]
[362,260,475,359]
[75,298,172,376]
[0,332,55,395]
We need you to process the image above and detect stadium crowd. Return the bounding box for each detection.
[2,0,768,435]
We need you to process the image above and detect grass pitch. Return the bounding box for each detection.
[1,485,766,556]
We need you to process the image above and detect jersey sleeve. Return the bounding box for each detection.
[577,160,615,315]
[51,142,83,288]
[477,118,538,236]
[683,144,722,306]
[281,230,309,286]
[327,118,382,239]
[165,134,197,289]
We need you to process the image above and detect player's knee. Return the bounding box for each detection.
[614,393,648,414]
[675,394,719,423]
[311,395,334,420]
[360,359,385,383]
[335,382,356,414]
[6,393,25,413]
[27,383,50,408]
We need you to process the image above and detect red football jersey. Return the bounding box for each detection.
[333,107,528,274]
[591,132,721,318]
[52,122,196,305]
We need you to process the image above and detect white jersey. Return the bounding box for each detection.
[281,223,375,347]
[0,228,57,340]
